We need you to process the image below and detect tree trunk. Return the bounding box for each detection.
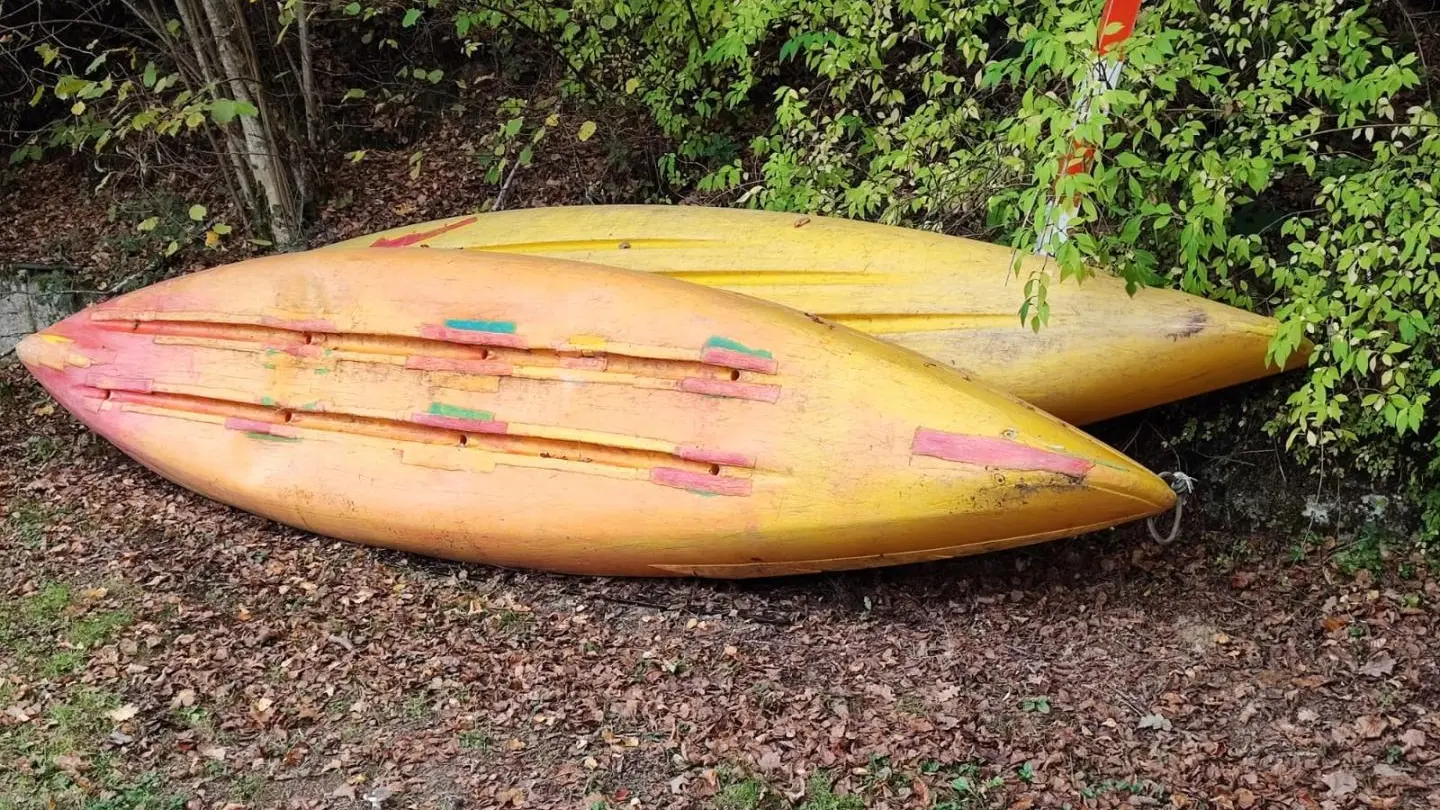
[297,0,320,149]
[170,0,258,222]
[195,0,301,247]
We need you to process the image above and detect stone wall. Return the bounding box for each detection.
[1,265,80,354]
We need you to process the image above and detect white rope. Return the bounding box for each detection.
[1146,471,1195,545]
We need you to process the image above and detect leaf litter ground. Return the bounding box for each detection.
[1,157,1438,810]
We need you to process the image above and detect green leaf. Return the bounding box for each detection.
[402,8,422,27]
[36,43,60,67]
[210,98,257,124]
[577,120,597,142]
[425,69,443,84]
[343,1,361,14]
[137,217,159,232]
[142,62,157,88]
[342,88,367,101]
[212,222,233,235]
[188,204,207,222]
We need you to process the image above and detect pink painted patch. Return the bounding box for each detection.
[280,344,324,358]
[85,374,152,394]
[910,428,1093,478]
[679,377,781,403]
[260,316,337,333]
[560,356,608,371]
[404,355,514,376]
[370,216,479,248]
[676,445,756,469]
[701,348,779,375]
[224,417,300,438]
[419,325,528,349]
[651,467,753,497]
[411,413,509,434]
[72,385,111,399]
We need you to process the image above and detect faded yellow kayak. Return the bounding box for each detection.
[18,250,1173,578]
[330,206,1305,425]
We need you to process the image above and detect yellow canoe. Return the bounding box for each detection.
[331,205,1304,425]
[18,249,1174,577]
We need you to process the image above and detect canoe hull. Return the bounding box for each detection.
[19,250,1174,577]
[331,206,1307,425]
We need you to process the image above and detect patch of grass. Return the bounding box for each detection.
[896,695,927,716]
[83,772,185,810]
[495,609,534,637]
[24,434,64,464]
[797,771,863,810]
[42,649,87,677]
[172,706,209,729]
[24,582,74,625]
[1019,695,1051,714]
[0,688,138,810]
[926,763,1005,810]
[68,611,133,648]
[7,500,52,547]
[458,729,494,753]
[401,693,431,720]
[1335,523,1390,576]
[714,774,771,810]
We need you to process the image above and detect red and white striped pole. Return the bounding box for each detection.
[1034,0,1143,256]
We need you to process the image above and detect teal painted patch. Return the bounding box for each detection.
[260,396,276,407]
[686,489,719,498]
[313,367,331,375]
[429,402,493,421]
[245,432,300,443]
[262,363,276,370]
[704,336,772,359]
[300,401,320,411]
[445,319,516,334]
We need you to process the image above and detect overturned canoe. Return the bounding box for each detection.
[331,206,1305,425]
[18,249,1174,578]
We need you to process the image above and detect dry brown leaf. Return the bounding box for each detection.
[1355,715,1387,739]
[106,704,138,723]
[1321,770,1357,797]
[1359,653,1395,678]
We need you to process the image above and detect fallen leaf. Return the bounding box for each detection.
[4,705,31,723]
[1359,653,1395,678]
[1234,787,1256,809]
[1398,729,1426,751]
[332,784,356,800]
[200,745,227,761]
[1321,770,1356,797]
[1138,713,1173,731]
[1321,616,1349,632]
[1355,715,1387,739]
[1297,708,1319,723]
[170,689,196,709]
[106,704,138,722]
[54,753,87,774]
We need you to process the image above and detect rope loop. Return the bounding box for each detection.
[1146,471,1195,545]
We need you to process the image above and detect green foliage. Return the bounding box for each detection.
[431,0,1440,542]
